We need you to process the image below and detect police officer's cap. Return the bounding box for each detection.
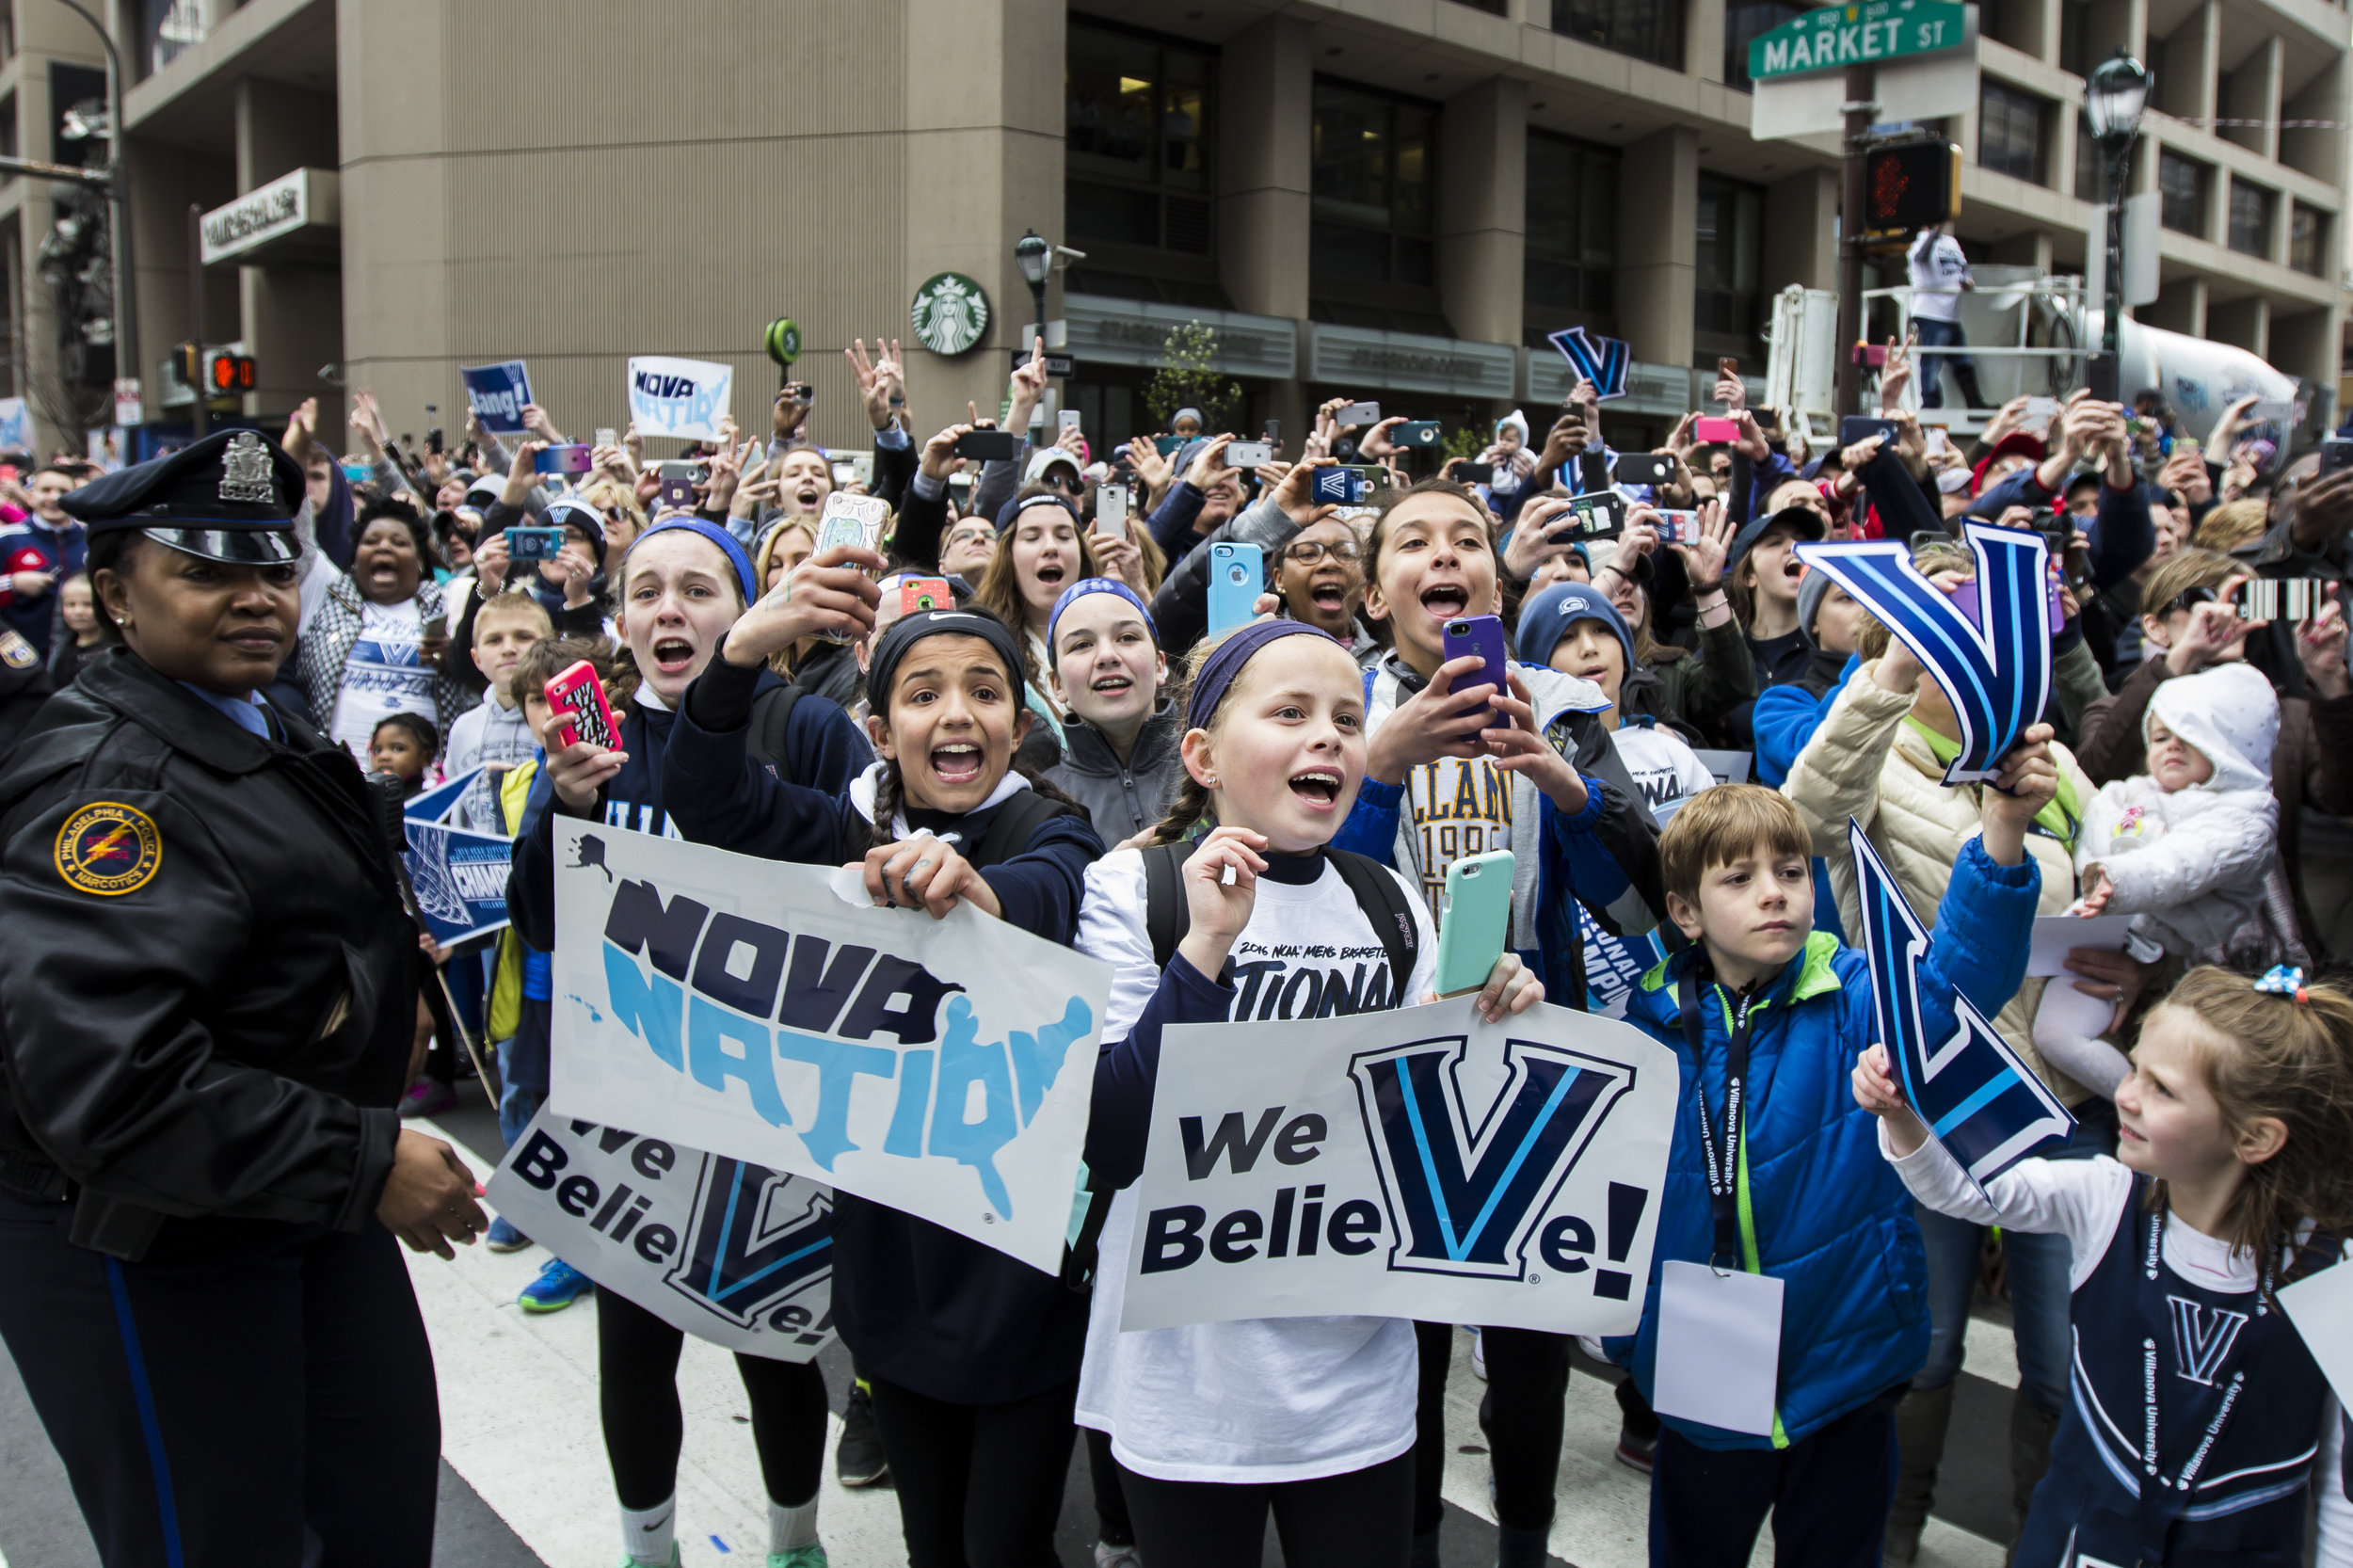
[60,428,305,565]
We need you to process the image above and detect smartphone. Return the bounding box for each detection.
[593,427,617,449]
[953,429,1022,461]
[1309,466,1382,505]
[1431,849,1515,999]
[1226,440,1273,468]
[900,577,952,615]
[1838,416,1898,449]
[420,611,447,641]
[2247,399,2296,426]
[1925,426,1950,456]
[2023,396,2060,426]
[342,461,372,484]
[1094,482,1129,536]
[1442,614,1510,728]
[1393,421,1443,449]
[545,660,621,752]
[815,491,890,558]
[533,442,594,475]
[1058,409,1083,436]
[1653,508,1701,544]
[1692,415,1740,444]
[782,380,814,406]
[1154,434,1189,456]
[1455,460,1496,486]
[2321,437,2353,475]
[1562,490,1625,538]
[1337,401,1381,426]
[426,427,443,456]
[506,525,565,562]
[1615,453,1673,488]
[2234,579,2336,621]
[1207,541,1265,636]
[655,465,696,510]
[1262,419,1281,444]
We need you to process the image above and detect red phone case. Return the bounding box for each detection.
[545,660,620,751]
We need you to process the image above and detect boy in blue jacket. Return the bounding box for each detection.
[1607,733,2056,1568]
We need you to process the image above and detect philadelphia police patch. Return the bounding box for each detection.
[55,802,162,895]
[0,631,33,670]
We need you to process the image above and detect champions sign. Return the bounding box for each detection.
[551,820,1112,1274]
[1117,996,1677,1335]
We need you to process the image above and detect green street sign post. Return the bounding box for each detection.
[1748,0,1966,82]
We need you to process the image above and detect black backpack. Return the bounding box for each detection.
[744,682,806,780]
[1060,838,1421,1291]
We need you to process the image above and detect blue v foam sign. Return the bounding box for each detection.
[1546,326,1632,401]
[1849,819,2073,1191]
[1794,521,2054,785]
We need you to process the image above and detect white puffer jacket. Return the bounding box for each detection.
[1783,659,2095,1106]
[2078,663,2284,966]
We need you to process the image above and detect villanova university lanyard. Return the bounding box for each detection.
[1678,970,1753,1271]
[2131,1196,2276,1568]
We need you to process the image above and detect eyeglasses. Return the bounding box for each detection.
[1284,540,1362,565]
[2162,585,2222,616]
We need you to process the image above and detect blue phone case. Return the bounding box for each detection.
[1207,542,1264,636]
[1433,849,1516,997]
[1442,615,1510,728]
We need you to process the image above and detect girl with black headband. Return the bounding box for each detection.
[661,554,1106,1568]
[503,517,872,1568]
[1076,618,1544,1568]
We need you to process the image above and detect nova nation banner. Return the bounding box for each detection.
[551,819,1112,1274]
[1118,995,1677,1336]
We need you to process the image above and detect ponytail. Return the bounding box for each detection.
[1141,774,1212,848]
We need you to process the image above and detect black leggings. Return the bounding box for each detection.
[1116,1448,1416,1568]
[1086,1426,1136,1545]
[1412,1321,1572,1535]
[597,1288,828,1510]
[863,1373,1079,1568]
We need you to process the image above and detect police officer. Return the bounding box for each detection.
[0,428,485,1568]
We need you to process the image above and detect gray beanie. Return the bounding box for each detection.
[1797,567,1834,641]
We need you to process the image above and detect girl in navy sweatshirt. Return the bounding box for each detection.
[659,537,1104,1568]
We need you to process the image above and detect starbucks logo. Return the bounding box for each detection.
[910,273,990,357]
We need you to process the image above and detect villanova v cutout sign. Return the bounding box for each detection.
[1849,820,2073,1191]
[1794,521,2054,785]
[1546,326,1632,401]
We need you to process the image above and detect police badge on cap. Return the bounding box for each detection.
[60,427,307,565]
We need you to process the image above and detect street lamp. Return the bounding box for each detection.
[1015,229,1051,345]
[2086,48,2151,376]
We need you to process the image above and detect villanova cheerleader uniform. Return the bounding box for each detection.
[1886,1136,2350,1568]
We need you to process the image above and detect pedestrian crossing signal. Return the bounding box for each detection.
[207,353,257,394]
[1864,141,1961,237]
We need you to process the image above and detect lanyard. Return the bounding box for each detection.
[1678,969,1753,1271]
[2132,1197,2275,1568]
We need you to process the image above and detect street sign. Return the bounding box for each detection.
[113,377,142,427]
[1749,0,1967,81]
[1014,347,1076,377]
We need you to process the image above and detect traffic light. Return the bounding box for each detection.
[173,341,203,386]
[1863,140,1961,238]
[206,352,256,395]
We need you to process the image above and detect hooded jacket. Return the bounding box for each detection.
[1781,658,2096,1104]
[2076,662,2288,965]
[1044,701,1184,846]
[1607,834,2039,1450]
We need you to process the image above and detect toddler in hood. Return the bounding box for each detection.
[2033,662,2293,1094]
[1479,409,1537,497]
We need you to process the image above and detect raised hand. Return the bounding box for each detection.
[1175,825,1270,978]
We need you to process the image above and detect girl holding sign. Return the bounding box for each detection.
[1078,618,1544,1568]
[662,572,1107,1568]
[504,518,872,1568]
[1854,964,2353,1568]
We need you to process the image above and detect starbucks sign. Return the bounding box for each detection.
[910,273,990,357]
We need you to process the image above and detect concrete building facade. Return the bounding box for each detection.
[0,0,2343,456]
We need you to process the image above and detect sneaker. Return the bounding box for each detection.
[615,1549,680,1568]
[1614,1423,1656,1475]
[399,1079,456,1119]
[1094,1544,1143,1568]
[1471,1327,1486,1382]
[769,1548,828,1568]
[834,1382,888,1487]
[485,1216,532,1253]
[520,1258,594,1313]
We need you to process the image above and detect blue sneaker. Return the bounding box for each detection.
[485,1215,532,1253]
[520,1258,593,1313]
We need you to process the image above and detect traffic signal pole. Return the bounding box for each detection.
[187,202,205,440]
[1832,63,1876,419]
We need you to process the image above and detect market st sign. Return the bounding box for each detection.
[1749,0,1967,81]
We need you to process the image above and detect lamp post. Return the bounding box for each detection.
[2085,49,2151,384]
[55,0,135,406]
[1015,229,1051,346]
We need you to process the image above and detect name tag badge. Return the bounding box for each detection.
[2277,1261,2353,1406]
[1651,1259,1783,1436]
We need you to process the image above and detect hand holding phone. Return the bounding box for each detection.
[545,661,621,752]
[1226,440,1274,468]
[1336,402,1381,427]
[1094,483,1130,536]
[1442,615,1509,728]
[506,525,565,562]
[1207,542,1265,635]
[954,429,1023,461]
[1692,415,1740,444]
[1432,849,1515,998]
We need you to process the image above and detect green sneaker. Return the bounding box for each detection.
[769,1548,828,1568]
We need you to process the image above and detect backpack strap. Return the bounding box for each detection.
[1324,849,1420,1008]
[744,682,806,784]
[967,786,1073,872]
[1140,840,1198,969]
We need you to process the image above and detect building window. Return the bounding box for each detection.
[2228,180,2275,258]
[1978,81,2045,184]
[1064,22,1213,265]
[1524,131,1619,342]
[2059,0,2090,74]
[1450,0,1508,11]
[2158,150,2207,235]
[0,94,14,188]
[1723,0,1806,89]
[2291,202,2329,277]
[1310,79,1435,291]
[138,0,217,80]
[1694,173,1765,366]
[1553,0,1685,71]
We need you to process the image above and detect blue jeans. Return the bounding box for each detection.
[494,1038,541,1150]
[1912,316,1975,408]
[1911,1117,2107,1414]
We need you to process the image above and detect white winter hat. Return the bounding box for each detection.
[2145,662,2279,793]
[1498,408,1530,443]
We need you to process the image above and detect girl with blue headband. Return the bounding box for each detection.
[1076,619,1544,1568]
[1042,577,1185,845]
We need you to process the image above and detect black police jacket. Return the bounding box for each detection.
[0,648,419,1258]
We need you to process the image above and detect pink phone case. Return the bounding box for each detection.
[545,661,620,751]
[1692,416,1740,443]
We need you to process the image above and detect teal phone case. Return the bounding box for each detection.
[1433,849,1515,998]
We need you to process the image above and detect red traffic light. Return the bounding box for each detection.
[207,353,256,393]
